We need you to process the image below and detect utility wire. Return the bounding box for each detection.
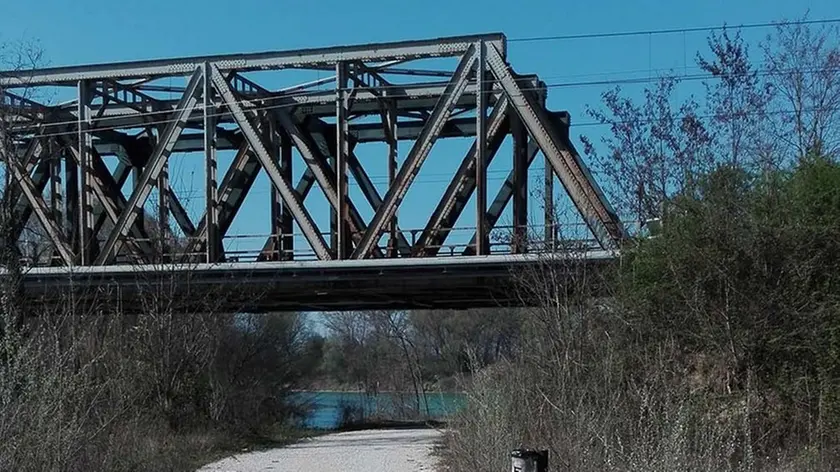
[508,17,840,43]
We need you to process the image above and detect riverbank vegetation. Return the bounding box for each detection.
[442,18,840,472]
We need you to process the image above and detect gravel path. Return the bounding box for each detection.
[197,428,444,472]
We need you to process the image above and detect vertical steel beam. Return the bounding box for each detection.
[280,133,294,259]
[157,155,170,259]
[49,141,63,228]
[352,46,477,259]
[475,40,488,256]
[544,157,555,248]
[484,43,626,249]
[203,62,220,263]
[273,110,374,255]
[512,113,529,253]
[133,164,145,233]
[63,142,152,261]
[64,146,79,256]
[335,61,350,259]
[464,139,539,255]
[94,66,204,265]
[210,66,331,260]
[268,119,283,261]
[78,80,95,264]
[184,140,256,261]
[385,97,399,257]
[305,117,410,256]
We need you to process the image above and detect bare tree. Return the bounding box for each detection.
[761,19,840,158]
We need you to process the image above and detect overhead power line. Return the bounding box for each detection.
[508,17,840,43]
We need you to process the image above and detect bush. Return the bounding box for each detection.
[442,157,840,472]
[0,272,319,471]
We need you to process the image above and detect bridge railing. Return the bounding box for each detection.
[18,221,640,267]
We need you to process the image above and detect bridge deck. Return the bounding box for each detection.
[19,252,617,312]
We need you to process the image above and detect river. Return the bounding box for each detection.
[291,391,466,429]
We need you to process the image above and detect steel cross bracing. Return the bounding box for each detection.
[0,33,626,268]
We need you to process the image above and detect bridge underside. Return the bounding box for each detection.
[20,253,615,312]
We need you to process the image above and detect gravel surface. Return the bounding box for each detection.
[197,428,444,472]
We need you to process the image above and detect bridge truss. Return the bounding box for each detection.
[0,33,625,271]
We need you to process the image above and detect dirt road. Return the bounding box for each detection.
[197,428,443,472]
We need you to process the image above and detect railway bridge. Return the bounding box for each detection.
[0,33,627,311]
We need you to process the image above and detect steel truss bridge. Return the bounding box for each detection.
[0,33,626,311]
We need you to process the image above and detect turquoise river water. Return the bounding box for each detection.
[291,391,467,429]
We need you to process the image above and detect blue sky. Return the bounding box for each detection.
[3,0,839,257]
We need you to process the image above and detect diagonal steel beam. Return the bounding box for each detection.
[351,46,478,259]
[63,140,152,261]
[10,142,50,239]
[182,139,258,261]
[1,140,74,265]
[483,43,626,249]
[279,118,388,258]
[92,161,131,236]
[210,65,331,260]
[167,187,196,238]
[185,131,316,262]
[261,90,373,255]
[8,134,46,205]
[304,118,410,256]
[414,95,510,256]
[463,139,540,255]
[94,66,204,265]
[228,72,382,257]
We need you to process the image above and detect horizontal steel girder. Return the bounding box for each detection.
[0,34,506,87]
[27,81,521,134]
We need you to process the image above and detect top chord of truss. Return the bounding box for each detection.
[0,33,506,87]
